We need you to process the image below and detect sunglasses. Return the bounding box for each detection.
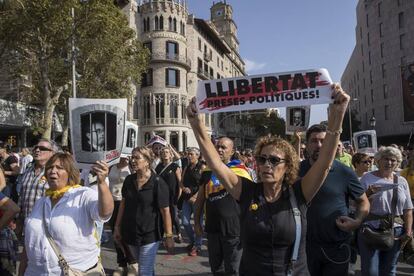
[361,160,372,164]
[255,155,286,166]
[33,145,53,152]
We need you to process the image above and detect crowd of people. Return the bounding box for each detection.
[0,84,413,275]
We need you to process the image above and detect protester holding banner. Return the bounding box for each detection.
[358,147,413,276]
[187,83,350,275]
[114,147,174,275]
[19,153,113,275]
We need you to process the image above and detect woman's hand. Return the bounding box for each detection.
[91,160,109,185]
[366,185,381,197]
[328,83,350,119]
[164,237,175,254]
[186,97,203,125]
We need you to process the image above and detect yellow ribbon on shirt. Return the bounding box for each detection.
[45,184,82,200]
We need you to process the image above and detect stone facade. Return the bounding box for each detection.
[130,0,246,150]
[341,0,414,143]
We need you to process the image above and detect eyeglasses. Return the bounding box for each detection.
[33,146,53,152]
[361,160,372,164]
[255,155,286,167]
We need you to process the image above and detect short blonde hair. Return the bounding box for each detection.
[132,146,154,164]
[45,153,80,186]
[254,136,299,186]
[374,146,402,166]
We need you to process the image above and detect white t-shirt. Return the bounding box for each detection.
[108,165,130,201]
[24,187,109,275]
[360,172,413,228]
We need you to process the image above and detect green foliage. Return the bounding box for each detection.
[0,0,149,138]
[240,110,286,138]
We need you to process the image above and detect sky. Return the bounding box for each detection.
[189,0,358,125]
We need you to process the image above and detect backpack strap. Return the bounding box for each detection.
[287,185,302,276]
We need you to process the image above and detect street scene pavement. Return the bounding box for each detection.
[100,228,414,276]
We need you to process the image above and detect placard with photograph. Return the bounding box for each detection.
[353,130,377,155]
[122,121,138,157]
[285,106,310,134]
[69,98,127,169]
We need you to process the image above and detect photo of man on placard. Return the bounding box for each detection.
[357,134,372,149]
[81,112,116,152]
[290,108,305,127]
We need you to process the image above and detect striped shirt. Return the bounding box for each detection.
[18,165,49,220]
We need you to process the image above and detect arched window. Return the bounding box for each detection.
[159,15,164,30]
[168,16,173,31]
[155,16,159,30]
[173,18,177,32]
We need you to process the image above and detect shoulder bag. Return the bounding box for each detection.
[42,202,105,276]
[360,174,398,251]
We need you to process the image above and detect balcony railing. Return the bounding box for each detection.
[197,67,210,80]
[151,52,191,68]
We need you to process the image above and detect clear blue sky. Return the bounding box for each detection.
[189,0,358,125]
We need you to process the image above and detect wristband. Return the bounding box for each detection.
[326,128,342,136]
[164,233,173,238]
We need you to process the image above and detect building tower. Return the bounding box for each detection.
[136,0,191,150]
[210,1,239,53]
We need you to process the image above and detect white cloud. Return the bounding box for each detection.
[244,59,266,73]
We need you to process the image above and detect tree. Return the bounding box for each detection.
[0,0,149,140]
[241,110,286,138]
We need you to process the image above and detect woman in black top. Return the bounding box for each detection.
[114,146,174,275]
[156,146,182,243]
[186,84,350,275]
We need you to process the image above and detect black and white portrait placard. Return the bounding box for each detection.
[286,106,310,134]
[353,130,377,155]
[122,121,138,157]
[69,98,127,169]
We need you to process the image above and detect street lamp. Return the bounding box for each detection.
[369,116,376,129]
[348,98,358,144]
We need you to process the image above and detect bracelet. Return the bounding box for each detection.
[326,128,342,136]
[164,233,173,238]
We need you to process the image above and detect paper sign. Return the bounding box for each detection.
[286,106,310,134]
[353,130,377,155]
[121,121,138,157]
[196,68,333,113]
[69,98,127,169]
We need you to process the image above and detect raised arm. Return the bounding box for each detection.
[301,84,350,203]
[187,100,242,200]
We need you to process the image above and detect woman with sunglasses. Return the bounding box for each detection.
[352,152,372,179]
[186,84,349,275]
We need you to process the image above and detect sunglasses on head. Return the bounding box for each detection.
[33,145,52,152]
[255,155,286,166]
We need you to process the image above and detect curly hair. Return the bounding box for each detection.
[45,153,80,186]
[254,136,299,186]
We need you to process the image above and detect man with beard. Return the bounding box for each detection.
[194,137,251,275]
[299,124,370,276]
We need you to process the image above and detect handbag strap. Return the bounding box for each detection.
[287,185,302,276]
[390,174,399,226]
[42,202,71,273]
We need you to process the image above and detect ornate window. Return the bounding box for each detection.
[154,94,165,124]
[181,96,187,123]
[143,95,151,125]
[169,94,178,123]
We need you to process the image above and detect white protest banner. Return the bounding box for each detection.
[286,106,310,135]
[122,121,139,157]
[353,130,378,155]
[69,98,127,169]
[196,68,333,113]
